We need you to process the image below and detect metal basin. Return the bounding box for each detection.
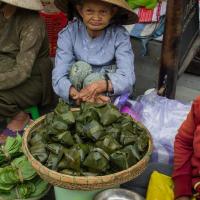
[93,188,145,200]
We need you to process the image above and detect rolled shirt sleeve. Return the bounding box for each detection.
[107,29,135,95]
[52,27,75,102]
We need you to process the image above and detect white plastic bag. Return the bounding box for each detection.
[116,91,191,164]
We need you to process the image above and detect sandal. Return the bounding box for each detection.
[0,119,33,144]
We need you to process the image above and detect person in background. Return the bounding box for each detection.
[53,0,138,105]
[0,0,54,143]
[173,96,200,200]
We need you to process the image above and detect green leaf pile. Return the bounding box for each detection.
[0,136,48,200]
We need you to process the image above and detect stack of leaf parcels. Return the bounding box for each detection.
[30,100,149,176]
[0,136,48,200]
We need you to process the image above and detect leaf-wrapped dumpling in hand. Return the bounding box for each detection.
[83,148,110,173]
[96,135,122,154]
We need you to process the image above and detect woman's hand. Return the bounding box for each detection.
[79,80,107,101]
[95,95,111,103]
[81,94,111,104]
[69,86,81,105]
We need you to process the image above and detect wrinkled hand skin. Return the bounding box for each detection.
[69,86,81,105]
[95,95,111,103]
[70,81,111,105]
[79,80,106,101]
[79,95,110,104]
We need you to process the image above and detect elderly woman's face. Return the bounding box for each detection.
[77,0,117,33]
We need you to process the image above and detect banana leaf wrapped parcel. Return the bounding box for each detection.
[0,136,49,200]
[29,100,150,176]
[0,135,22,165]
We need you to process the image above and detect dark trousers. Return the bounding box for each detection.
[121,162,173,197]
[0,75,42,118]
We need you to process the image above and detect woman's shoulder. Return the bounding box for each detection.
[16,9,44,28]
[108,24,130,38]
[59,19,82,35]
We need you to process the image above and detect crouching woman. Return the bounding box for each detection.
[0,0,54,143]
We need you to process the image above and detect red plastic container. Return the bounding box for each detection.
[40,11,68,57]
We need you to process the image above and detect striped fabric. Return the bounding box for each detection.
[134,1,167,23]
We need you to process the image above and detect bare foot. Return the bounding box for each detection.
[7,111,30,131]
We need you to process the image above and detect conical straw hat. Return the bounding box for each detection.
[0,0,43,11]
[54,0,138,24]
[101,0,138,24]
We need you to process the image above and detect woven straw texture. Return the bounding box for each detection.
[22,114,153,190]
[0,0,43,11]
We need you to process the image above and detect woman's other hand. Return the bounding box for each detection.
[95,95,111,103]
[79,80,106,101]
[69,86,80,105]
[81,94,110,104]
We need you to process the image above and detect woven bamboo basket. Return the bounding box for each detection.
[22,113,153,191]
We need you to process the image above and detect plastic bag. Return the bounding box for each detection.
[146,171,196,200]
[115,90,191,165]
[146,171,174,200]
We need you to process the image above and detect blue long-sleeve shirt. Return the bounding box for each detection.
[53,20,135,102]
